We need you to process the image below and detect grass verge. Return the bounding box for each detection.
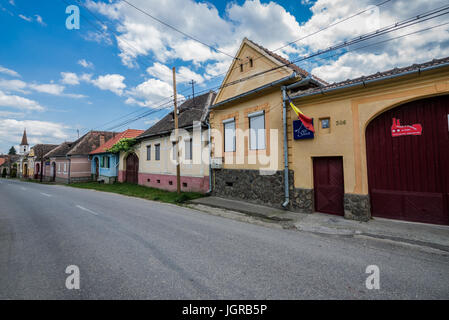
[67,181,205,204]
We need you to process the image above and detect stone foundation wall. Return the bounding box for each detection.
[290,188,314,213]
[344,193,371,221]
[212,169,286,208]
[70,176,92,183]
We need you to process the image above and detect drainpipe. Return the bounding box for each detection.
[281,86,290,208]
[281,76,314,208]
[207,120,212,193]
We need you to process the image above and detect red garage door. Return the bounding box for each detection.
[313,157,344,216]
[366,95,449,225]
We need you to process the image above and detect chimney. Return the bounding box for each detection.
[99,135,105,146]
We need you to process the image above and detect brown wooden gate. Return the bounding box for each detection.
[313,157,344,215]
[366,95,449,225]
[126,153,139,184]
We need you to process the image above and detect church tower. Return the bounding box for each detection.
[19,129,29,154]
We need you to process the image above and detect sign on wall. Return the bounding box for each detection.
[391,118,422,137]
[293,119,314,140]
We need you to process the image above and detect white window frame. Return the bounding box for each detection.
[223,118,236,153]
[63,163,67,173]
[155,144,160,161]
[248,110,266,150]
[185,138,192,160]
[146,145,151,161]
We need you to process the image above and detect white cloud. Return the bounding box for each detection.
[91,74,126,95]
[0,90,44,111]
[86,0,449,86]
[78,59,94,69]
[0,65,20,77]
[35,14,46,26]
[0,119,70,148]
[60,72,80,85]
[29,83,65,95]
[146,63,204,84]
[18,14,32,22]
[0,79,28,93]
[0,111,25,118]
[9,0,15,6]
[126,78,183,107]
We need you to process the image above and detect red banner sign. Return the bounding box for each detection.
[391,118,422,137]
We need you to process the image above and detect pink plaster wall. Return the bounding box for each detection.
[138,172,209,193]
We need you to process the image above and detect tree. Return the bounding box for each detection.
[8,146,17,155]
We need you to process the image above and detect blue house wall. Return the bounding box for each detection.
[91,153,119,183]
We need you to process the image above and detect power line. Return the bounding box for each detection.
[103,18,449,132]
[72,0,395,131]
[190,0,396,86]
[78,4,449,132]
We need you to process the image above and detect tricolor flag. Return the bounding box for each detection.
[288,98,315,133]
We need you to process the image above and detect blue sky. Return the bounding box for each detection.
[1,0,448,153]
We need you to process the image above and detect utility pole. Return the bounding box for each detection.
[172,67,181,194]
[189,80,195,105]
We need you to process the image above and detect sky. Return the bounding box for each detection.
[0,0,448,154]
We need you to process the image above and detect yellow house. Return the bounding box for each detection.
[210,38,449,225]
[288,57,449,225]
[209,38,325,208]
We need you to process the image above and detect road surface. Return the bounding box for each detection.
[0,178,448,299]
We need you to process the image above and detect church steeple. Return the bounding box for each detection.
[21,129,28,146]
[20,129,29,154]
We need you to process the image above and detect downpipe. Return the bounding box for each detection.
[282,86,289,208]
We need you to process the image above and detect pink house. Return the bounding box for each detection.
[44,131,116,183]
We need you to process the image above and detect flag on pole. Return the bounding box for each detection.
[288,97,315,133]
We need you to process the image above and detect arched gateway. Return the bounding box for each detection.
[366,95,449,225]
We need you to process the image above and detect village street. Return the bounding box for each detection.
[0,179,448,300]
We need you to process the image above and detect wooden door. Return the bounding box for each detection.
[313,157,344,215]
[366,95,449,225]
[126,153,139,184]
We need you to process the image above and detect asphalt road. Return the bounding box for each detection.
[0,178,448,299]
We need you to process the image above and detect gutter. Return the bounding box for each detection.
[210,72,297,109]
[289,62,449,100]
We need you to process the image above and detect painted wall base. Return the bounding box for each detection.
[138,172,209,193]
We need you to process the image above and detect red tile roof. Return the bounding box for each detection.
[0,158,6,166]
[90,129,144,155]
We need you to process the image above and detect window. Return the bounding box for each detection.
[172,142,177,161]
[100,156,104,168]
[240,64,243,72]
[249,58,253,67]
[185,138,192,160]
[223,118,236,152]
[249,111,266,150]
[63,163,67,173]
[155,144,160,161]
[146,145,151,160]
[103,156,110,168]
[58,163,61,173]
